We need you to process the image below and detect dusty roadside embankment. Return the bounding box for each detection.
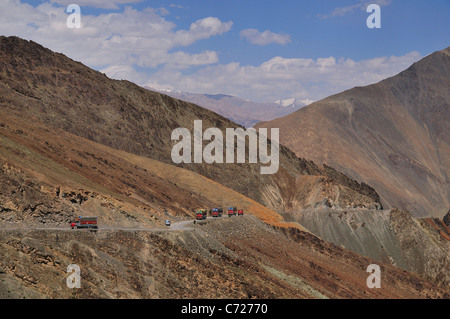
[0,215,448,299]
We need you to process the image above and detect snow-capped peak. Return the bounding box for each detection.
[274,98,314,108]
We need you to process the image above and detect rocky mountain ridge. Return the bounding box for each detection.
[0,36,381,213]
[257,47,450,217]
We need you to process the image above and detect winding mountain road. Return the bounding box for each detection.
[0,216,225,233]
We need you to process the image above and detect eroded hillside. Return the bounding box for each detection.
[257,47,450,217]
[0,36,448,299]
[284,209,450,287]
[0,36,381,213]
[1,216,448,299]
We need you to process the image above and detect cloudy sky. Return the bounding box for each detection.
[1,0,449,102]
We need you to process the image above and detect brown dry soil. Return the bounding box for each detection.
[0,216,448,299]
[285,208,450,288]
[0,108,300,230]
[0,110,448,299]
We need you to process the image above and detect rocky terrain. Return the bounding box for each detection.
[0,107,296,230]
[1,103,446,300]
[283,208,450,287]
[444,210,450,226]
[0,36,448,299]
[0,36,381,213]
[257,47,450,218]
[1,215,449,299]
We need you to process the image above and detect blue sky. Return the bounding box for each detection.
[153,0,450,63]
[1,0,449,102]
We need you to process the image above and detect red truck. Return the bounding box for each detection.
[228,207,237,217]
[196,210,207,220]
[71,216,98,230]
[238,209,244,216]
[211,208,220,217]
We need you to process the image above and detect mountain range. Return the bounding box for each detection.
[0,36,381,214]
[257,47,450,218]
[149,88,311,128]
[0,36,448,298]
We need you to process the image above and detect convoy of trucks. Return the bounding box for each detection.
[71,206,244,230]
[197,206,244,220]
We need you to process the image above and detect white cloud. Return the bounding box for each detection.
[144,52,422,102]
[100,64,145,81]
[50,0,144,10]
[319,0,392,19]
[0,1,230,71]
[240,29,291,46]
[0,0,423,105]
[170,4,185,9]
[173,17,233,47]
[166,51,219,69]
[158,7,170,16]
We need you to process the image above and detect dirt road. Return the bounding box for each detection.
[0,216,225,233]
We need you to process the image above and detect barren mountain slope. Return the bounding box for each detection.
[284,208,450,287]
[2,217,449,299]
[1,107,447,299]
[0,36,381,212]
[257,47,450,217]
[0,108,296,229]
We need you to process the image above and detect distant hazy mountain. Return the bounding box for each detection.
[257,47,450,218]
[147,89,312,128]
